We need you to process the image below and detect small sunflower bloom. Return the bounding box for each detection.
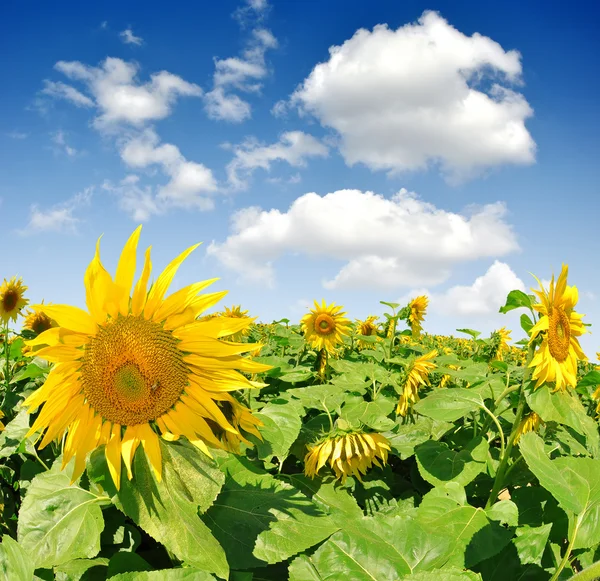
[23,305,56,335]
[529,265,586,391]
[219,305,254,341]
[305,430,391,483]
[301,300,351,354]
[355,316,380,350]
[491,327,512,361]
[408,295,428,338]
[396,350,438,415]
[514,412,544,444]
[23,226,270,489]
[0,277,28,324]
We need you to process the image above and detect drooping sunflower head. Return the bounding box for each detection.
[408,295,428,337]
[300,300,351,354]
[304,430,391,483]
[396,349,438,416]
[529,264,587,391]
[514,411,544,444]
[24,226,270,489]
[23,305,56,335]
[490,327,512,361]
[0,277,28,324]
[355,316,380,350]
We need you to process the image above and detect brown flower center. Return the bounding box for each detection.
[315,314,335,335]
[548,307,571,362]
[2,290,18,312]
[80,315,189,425]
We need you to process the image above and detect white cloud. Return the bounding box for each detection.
[20,188,92,234]
[233,0,270,25]
[102,176,159,222]
[288,10,536,182]
[226,131,328,189]
[51,130,77,157]
[6,131,28,139]
[41,80,94,108]
[205,27,277,122]
[120,28,143,46]
[208,188,519,288]
[50,57,202,129]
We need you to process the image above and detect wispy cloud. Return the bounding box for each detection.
[6,131,28,139]
[120,28,144,46]
[51,130,78,157]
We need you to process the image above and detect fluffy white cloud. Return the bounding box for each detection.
[205,27,277,122]
[116,129,217,216]
[120,28,143,46]
[208,188,519,287]
[288,10,536,182]
[225,131,328,189]
[51,58,202,129]
[41,80,94,108]
[102,176,159,222]
[20,188,92,234]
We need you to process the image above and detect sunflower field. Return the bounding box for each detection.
[1,228,600,581]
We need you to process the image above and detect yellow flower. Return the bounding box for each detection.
[514,412,544,444]
[301,300,351,354]
[0,410,4,431]
[304,431,391,483]
[23,227,270,489]
[396,350,438,415]
[355,316,380,350]
[23,305,56,335]
[408,295,428,338]
[0,277,28,324]
[439,364,460,388]
[219,305,253,341]
[591,386,600,416]
[491,327,512,361]
[529,265,586,391]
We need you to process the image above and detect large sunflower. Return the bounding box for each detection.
[24,227,270,488]
[529,265,586,391]
[408,295,428,338]
[0,277,28,324]
[301,300,351,354]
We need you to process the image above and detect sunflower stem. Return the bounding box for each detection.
[549,512,584,581]
[485,342,534,509]
[2,322,10,413]
[566,557,600,581]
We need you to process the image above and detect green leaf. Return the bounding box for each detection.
[577,370,600,388]
[400,570,483,581]
[499,290,533,314]
[384,416,453,460]
[526,387,600,456]
[106,552,152,577]
[17,465,106,569]
[10,361,48,383]
[416,436,488,487]
[254,399,304,463]
[380,301,400,310]
[54,558,109,581]
[0,536,34,581]
[485,500,519,528]
[340,397,396,431]
[278,368,315,383]
[513,523,552,566]
[0,409,30,459]
[203,456,338,568]
[456,329,481,339]
[109,570,215,580]
[414,388,484,422]
[287,384,349,412]
[88,440,228,580]
[520,314,533,334]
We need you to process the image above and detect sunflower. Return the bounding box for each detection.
[514,412,544,444]
[23,305,56,335]
[0,410,4,431]
[529,265,586,391]
[219,305,253,342]
[24,226,270,488]
[305,430,391,483]
[355,316,380,350]
[396,350,438,416]
[408,295,428,338]
[300,300,351,354]
[490,327,511,361]
[0,277,28,324]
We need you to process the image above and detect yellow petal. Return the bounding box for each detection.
[31,304,96,336]
[121,425,141,480]
[106,424,122,490]
[85,237,118,323]
[114,226,142,316]
[137,423,162,481]
[152,279,219,323]
[131,246,153,316]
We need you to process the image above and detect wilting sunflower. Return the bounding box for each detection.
[305,430,390,483]
[24,226,270,488]
[355,316,380,350]
[0,277,28,324]
[219,305,253,341]
[490,327,511,361]
[529,265,586,391]
[514,411,544,444]
[301,300,351,354]
[23,305,56,335]
[408,295,428,338]
[396,350,438,416]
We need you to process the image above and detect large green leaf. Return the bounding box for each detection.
[109,570,215,580]
[0,409,30,459]
[415,436,488,487]
[513,523,552,566]
[88,440,228,580]
[0,535,34,581]
[401,570,483,581]
[498,290,533,314]
[254,398,304,463]
[384,416,453,460]
[414,388,484,422]
[203,456,338,568]
[17,463,107,569]
[54,558,109,581]
[526,387,600,456]
[340,397,396,431]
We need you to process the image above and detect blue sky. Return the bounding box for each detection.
[1,0,599,355]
